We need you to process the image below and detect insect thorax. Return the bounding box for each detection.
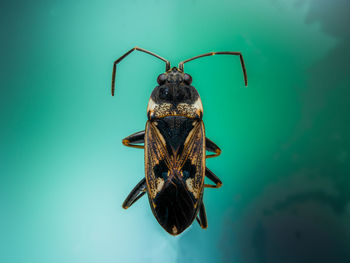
[147,100,203,119]
[147,85,203,119]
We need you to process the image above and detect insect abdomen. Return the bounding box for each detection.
[145,116,206,235]
[152,170,197,234]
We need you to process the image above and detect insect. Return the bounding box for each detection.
[111,47,247,235]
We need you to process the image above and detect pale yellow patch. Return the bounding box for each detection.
[192,97,203,113]
[153,103,173,118]
[150,178,165,199]
[186,178,199,199]
[147,98,156,113]
[156,178,164,193]
[172,225,178,235]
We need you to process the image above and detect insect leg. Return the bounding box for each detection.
[122,130,145,149]
[206,137,221,158]
[196,201,208,229]
[204,167,222,188]
[122,178,147,209]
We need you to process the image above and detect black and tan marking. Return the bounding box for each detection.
[113,47,247,236]
[147,67,203,120]
[144,117,205,235]
[121,127,223,235]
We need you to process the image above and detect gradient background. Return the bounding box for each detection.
[1,0,350,262]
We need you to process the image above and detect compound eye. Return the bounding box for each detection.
[157,74,167,85]
[183,74,192,85]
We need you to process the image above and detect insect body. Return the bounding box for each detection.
[112,47,247,235]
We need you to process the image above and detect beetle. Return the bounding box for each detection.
[111,47,247,235]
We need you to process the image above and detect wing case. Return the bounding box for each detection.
[145,116,205,235]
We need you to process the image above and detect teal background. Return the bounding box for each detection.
[1,0,350,262]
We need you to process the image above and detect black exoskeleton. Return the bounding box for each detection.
[111,47,247,235]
